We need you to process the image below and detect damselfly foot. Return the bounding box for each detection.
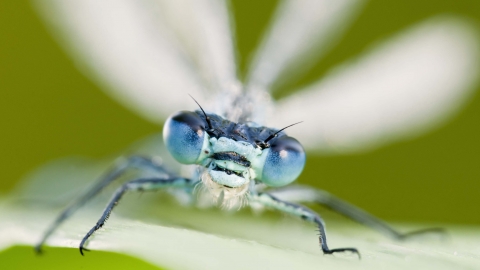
[323,248,361,259]
[79,246,90,256]
[397,227,448,241]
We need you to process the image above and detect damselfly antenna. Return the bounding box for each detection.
[188,94,213,130]
[263,121,303,144]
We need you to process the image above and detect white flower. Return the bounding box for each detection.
[1,0,479,269]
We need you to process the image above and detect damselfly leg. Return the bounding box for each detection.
[34,155,182,253]
[79,176,196,255]
[268,185,445,240]
[250,193,360,258]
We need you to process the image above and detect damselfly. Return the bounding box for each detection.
[32,0,479,259]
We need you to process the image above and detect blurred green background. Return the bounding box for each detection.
[1,0,480,269]
[2,0,480,223]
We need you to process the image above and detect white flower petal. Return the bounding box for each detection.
[33,0,237,122]
[246,0,364,92]
[269,17,480,153]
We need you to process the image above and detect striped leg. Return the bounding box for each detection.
[268,185,444,240]
[35,156,174,253]
[250,192,360,258]
[79,176,196,255]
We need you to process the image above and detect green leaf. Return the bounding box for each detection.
[2,192,480,269]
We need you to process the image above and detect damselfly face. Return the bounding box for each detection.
[164,110,305,206]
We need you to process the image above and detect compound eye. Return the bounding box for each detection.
[261,136,305,187]
[163,111,207,164]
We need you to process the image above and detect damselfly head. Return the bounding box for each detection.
[163,110,306,196]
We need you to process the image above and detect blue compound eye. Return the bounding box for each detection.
[261,136,306,187]
[163,111,208,164]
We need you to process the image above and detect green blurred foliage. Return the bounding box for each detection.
[1,0,480,231]
[1,246,163,270]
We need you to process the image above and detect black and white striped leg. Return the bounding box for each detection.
[250,193,360,259]
[79,176,195,255]
[268,185,445,240]
[35,155,173,254]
